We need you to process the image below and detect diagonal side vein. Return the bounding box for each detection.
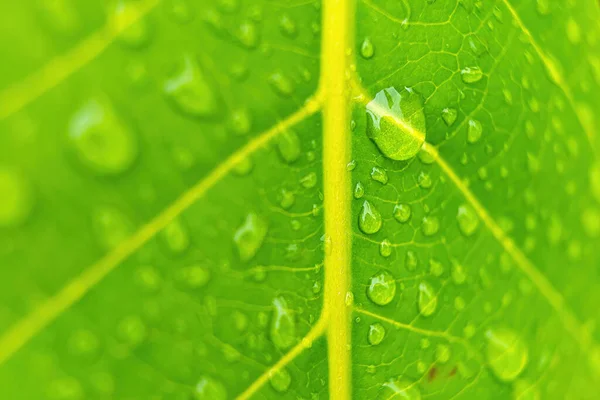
[0,95,322,367]
[0,0,161,121]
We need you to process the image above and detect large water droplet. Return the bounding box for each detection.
[379,378,421,400]
[270,296,296,350]
[441,108,457,126]
[485,327,529,382]
[418,281,437,317]
[194,376,227,400]
[457,204,479,236]
[117,315,146,346]
[366,87,426,161]
[164,57,218,117]
[269,71,294,96]
[359,200,382,234]
[68,99,138,175]
[234,213,268,261]
[368,323,386,345]
[367,270,397,306]
[354,182,365,199]
[371,166,388,184]
[393,203,411,223]
[0,168,33,227]
[421,216,439,236]
[461,66,483,83]
[269,368,291,392]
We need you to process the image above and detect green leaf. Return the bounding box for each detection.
[0,0,599,399]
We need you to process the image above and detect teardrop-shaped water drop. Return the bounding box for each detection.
[269,368,291,392]
[359,200,382,234]
[441,108,457,126]
[485,327,529,382]
[366,87,426,161]
[354,182,365,199]
[270,296,296,350]
[467,119,483,143]
[368,323,386,345]
[457,204,479,236]
[164,57,218,118]
[367,270,397,306]
[421,216,439,236]
[277,130,301,163]
[371,166,388,184]
[234,213,268,261]
[418,281,437,317]
[393,203,411,223]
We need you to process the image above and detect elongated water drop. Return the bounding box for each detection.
[371,166,388,184]
[270,296,296,350]
[164,57,218,118]
[0,168,33,227]
[461,67,483,83]
[485,327,528,382]
[359,200,382,234]
[457,204,479,236]
[418,281,437,317]
[367,270,396,306]
[234,213,268,261]
[467,119,483,143]
[366,87,426,161]
[360,37,375,59]
[68,99,138,175]
[421,216,439,236]
[368,323,386,345]
[441,108,457,126]
[354,182,365,199]
[277,130,301,163]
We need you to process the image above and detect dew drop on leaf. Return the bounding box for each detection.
[417,171,432,189]
[379,377,421,400]
[300,172,317,188]
[117,315,146,346]
[405,250,418,271]
[233,213,268,261]
[68,99,138,175]
[441,107,457,126]
[237,20,260,49]
[379,239,392,258]
[359,200,382,234]
[485,327,529,382]
[353,182,365,199]
[92,206,132,250]
[536,0,551,15]
[590,163,600,203]
[457,204,479,236]
[367,270,396,306]
[417,281,437,317]
[161,218,190,254]
[0,168,33,227]
[269,368,291,392]
[460,66,483,83]
[366,87,426,161]
[176,264,211,289]
[229,108,252,135]
[194,376,227,400]
[370,166,388,184]
[270,296,296,350]
[279,189,295,210]
[451,262,467,285]
[421,215,440,236]
[360,37,374,59]
[135,265,162,292]
[269,71,294,96]
[279,13,297,37]
[393,203,411,223]
[163,57,218,118]
[277,130,301,163]
[368,322,386,345]
[435,344,451,363]
[467,119,483,143]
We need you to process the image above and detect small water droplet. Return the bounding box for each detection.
[421,215,440,236]
[590,163,600,203]
[300,172,317,188]
[441,108,457,126]
[566,18,581,44]
[461,66,483,83]
[467,119,483,143]
[418,281,437,317]
[229,108,252,135]
[451,262,467,285]
[164,57,218,118]
[354,182,365,199]
[277,130,301,163]
[405,250,418,271]
[379,239,392,257]
[233,156,253,176]
[234,213,268,261]
[117,315,146,346]
[92,206,132,250]
[269,368,291,392]
[394,203,411,223]
[135,265,162,291]
[435,344,451,363]
[279,14,297,37]
[457,204,479,236]
[68,99,138,175]
[112,0,150,47]
[366,87,426,160]
[345,291,354,306]
[177,264,211,289]
[237,21,260,49]
[368,323,386,345]
[429,258,444,277]
[371,166,388,184]
[270,296,296,350]
[367,270,396,306]
[269,71,294,96]
[417,171,432,189]
[360,37,375,59]
[161,218,190,254]
[0,168,33,227]
[194,376,227,400]
[359,200,382,234]
[485,327,529,382]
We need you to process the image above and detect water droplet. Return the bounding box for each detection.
[467,119,483,143]
[379,239,392,257]
[177,264,211,288]
[234,213,268,261]
[269,368,291,392]
[393,203,411,223]
[112,0,150,47]
[441,108,457,126]
[421,216,439,236]
[359,200,382,234]
[167,0,194,23]
[233,156,253,176]
[269,71,294,96]
[92,206,132,250]
[466,34,488,56]
[429,258,444,277]
[160,218,189,254]
[164,57,218,118]
[461,67,483,83]
[300,172,317,188]
[380,378,421,400]
[368,323,386,345]
[345,291,354,306]
[435,344,451,363]
[371,166,388,184]
[237,21,260,49]
[279,14,297,37]
[451,262,467,285]
[457,204,479,236]
[354,182,365,199]
[405,250,418,271]
[418,281,437,317]
[270,296,296,350]
[68,329,100,358]
[417,171,432,189]
[367,270,397,306]
[347,160,357,171]
[360,37,375,59]
[366,87,426,161]
[117,315,146,346]
[135,265,162,291]
[485,327,529,382]
[581,207,600,237]
[0,168,33,227]
[229,108,252,135]
[276,130,301,163]
[68,99,138,175]
[279,189,295,210]
[194,376,227,400]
